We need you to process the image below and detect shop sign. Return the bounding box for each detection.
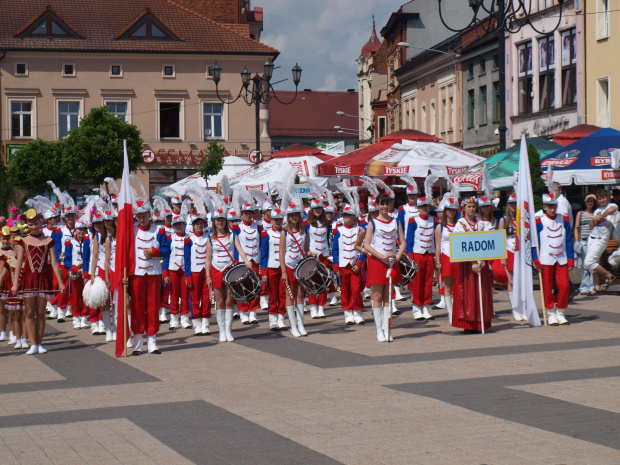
[532,115,569,135]
[143,148,210,165]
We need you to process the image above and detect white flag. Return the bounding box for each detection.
[511,135,541,326]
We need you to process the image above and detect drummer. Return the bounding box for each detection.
[234,202,262,325]
[280,201,309,338]
[260,208,288,331]
[307,198,330,319]
[362,193,406,342]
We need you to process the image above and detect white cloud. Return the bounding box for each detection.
[318,73,339,91]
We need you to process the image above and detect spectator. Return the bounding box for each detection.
[574,194,596,295]
[552,182,574,227]
[7,207,20,227]
[0,217,6,229]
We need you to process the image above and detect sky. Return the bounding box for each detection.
[260,0,398,92]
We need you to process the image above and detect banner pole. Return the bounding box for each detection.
[478,264,485,335]
[124,268,128,357]
[387,257,394,343]
[537,248,547,326]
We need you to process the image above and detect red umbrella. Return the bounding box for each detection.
[269,143,324,158]
[551,124,601,146]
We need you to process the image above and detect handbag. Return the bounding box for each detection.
[574,241,583,255]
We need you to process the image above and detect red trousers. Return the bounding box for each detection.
[162,277,170,307]
[340,265,363,311]
[168,269,189,316]
[541,262,570,310]
[409,253,434,307]
[237,262,260,312]
[51,266,70,309]
[266,268,286,315]
[189,269,212,319]
[89,307,101,322]
[130,274,162,337]
[69,277,87,317]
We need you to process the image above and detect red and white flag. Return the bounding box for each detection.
[114,140,135,357]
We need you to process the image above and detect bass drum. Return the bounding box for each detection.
[224,264,262,303]
[294,257,332,295]
[399,254,418,285]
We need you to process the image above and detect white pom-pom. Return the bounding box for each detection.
[83,276,109,308]
[609,250,620,270]
[82,280,92,304]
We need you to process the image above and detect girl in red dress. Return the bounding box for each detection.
[435,197,459,322]
[1,227,25,348]
[12,208,65,354]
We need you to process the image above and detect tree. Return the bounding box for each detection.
[198,140,225,186]
[8,139,73,194]
[528,142,546,212]
[0,161,14,215]
[63,106,143,185]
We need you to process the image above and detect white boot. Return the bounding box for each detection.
[91,321,98,334]
[382,307,393,342]
[248,311,258,324]
[102,310,113,342]
[224,308,234,342]
[37,344,48,354]
[180,314,192,329]
[8,332,17,345]
[14,339,22,349]
[310,305,319,319]
[169,313,179,329]
[97,320,105,334]
[422,306,434,320]
[49,304,58,319]
[65,305,72,317]
[21,338,30,349]
[57,307,65,322]
[26,344,38,355]
[0,331,6,341]
[445,295,453,323]
[216,309,226,342]
[46,301,52,314]
[201,318,210,334]
[547,308,559,326]
[372,307,386,342]
[133,334,143,354]
[193,319,201,335]
[233,304,239,319]
[81,316,89,329]
[159,307,168,322]
[147,335,160,354]
[287,306,301,337]
[344,310,354,325]
[317,306,326,319]
[260,295,269,310]
[363,287,371,300]
[353,311,365,324]
[434,295,446,309]
[394,287,404,301]
[277,313,287,330]
[239,311,250,325]
[328,293,338,305]
[392,299,399,315]
[73,316,80,329]
[296,304,307,336]
[556,309,570,325]
[268,313,278,331]
[412,305,424,320]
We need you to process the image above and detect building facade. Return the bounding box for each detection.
[1,0,275,196]
[357,19,384,142]
[505,0,584,144]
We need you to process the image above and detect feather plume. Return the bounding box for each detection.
[130,174,148,199]
[424,174,438,201]
[78,195,102,224]
[238,188,254,208]
[451,181,461,200]
[271,181,284,197]
[401,176,417,188]
[546,164,554,193]
[93,188,110,204]
[62,191,75,210]
[350,189,360,214]
[359,176,379,197]
[373,178,394,198]
[336,182,354,207]
[231,186,241,213]
[300,177,324,200]
[184,185,207,217]
[220,175,231,202]
[152,195,169,214]
[47,180,65,207]
[248,188,269,205]
[24,198,47,214]
[481,163,492,198]
[512,171,518,193]
[32,195,55,212]
[159,186,182,199]
[104,177,119,195]
[324,189,335,209]
[180,199,191,219]
[205,190,225,213]
[281,168,298,210]
[444,174,453,195]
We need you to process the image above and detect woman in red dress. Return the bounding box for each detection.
[12,208,65,354]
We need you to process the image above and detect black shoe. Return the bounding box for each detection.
[392,310,401,315]
[346,321,354,326]
[149,349,161,354]
[242,321,251,325]
[132,350,142,356]
[251,320,259,325]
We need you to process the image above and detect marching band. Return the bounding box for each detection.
[0,165,590,356]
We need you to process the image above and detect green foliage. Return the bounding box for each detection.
[8,139,72,194]
[63,106,143,185]
[198,140,226,186]
[0,161,14,215]
[528,142,546,212]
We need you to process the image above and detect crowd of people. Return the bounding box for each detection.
[0,169,618,355]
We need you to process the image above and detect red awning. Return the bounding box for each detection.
[378,129,441,143]
[269,143,324,158]
[551,124,601,146]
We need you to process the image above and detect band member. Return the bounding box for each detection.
[130,200,170,355]
[1,227,25,348]
[204,202,253,343]
[499,194,519,320]
[163,214,190,330]
[260,208,287,331]
[249,188,275,311]
[363,193,406,342]
[64,220,91,330]
[56,203,78,322]
[406,178,438,321]
[477,197,498,230]
[103,211,117,341]
[451,197,494,333]
[307,198,330,319]
[87,212,107,335]
[42,207,62,318]
[358,199,379,300]
[280,201,309,338]
[184,213,212,335]
[153,211,170,324]
[333,197,366,325]
[234,201,261,325]
[12,207,65,354]
[533,193,574,326]
[434,196,459,322]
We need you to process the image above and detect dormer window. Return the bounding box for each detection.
[17,9,80,39]
[118,12,180,41]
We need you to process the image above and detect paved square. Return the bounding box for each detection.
[1,290,620,464]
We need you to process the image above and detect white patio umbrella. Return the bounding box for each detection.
[167,155,253,190]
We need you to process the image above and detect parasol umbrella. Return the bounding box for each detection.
[165,155,253,191]
[551,124,601,146]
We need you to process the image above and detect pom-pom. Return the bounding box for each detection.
[83,276,109,308]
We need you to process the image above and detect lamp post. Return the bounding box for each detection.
[211,59,302,164]
[336,111,375,143]
[437,0,566,150]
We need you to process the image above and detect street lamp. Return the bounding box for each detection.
[437,0,566,150]
[336,111,375,143]
[212,60,303,164]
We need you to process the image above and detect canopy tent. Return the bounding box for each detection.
[166,155,253,191]
[318,129,440,177]
[229,154,337,190]
[452,137,563,191]
[551,124,601,146]
[540,128,620,185]
[269,143,325,158]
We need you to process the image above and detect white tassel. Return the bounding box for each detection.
[83,277,109,308]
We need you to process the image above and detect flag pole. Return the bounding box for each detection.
[124,268,128,357]
[536,248,548,326]
[478,263,485,335]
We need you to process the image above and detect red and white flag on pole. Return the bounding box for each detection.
[114,140,135,357]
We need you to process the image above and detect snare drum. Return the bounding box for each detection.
[294,257,332,295]
[399,254,418,285]
[223,264,262,303]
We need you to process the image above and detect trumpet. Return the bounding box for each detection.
[69,260,83,280]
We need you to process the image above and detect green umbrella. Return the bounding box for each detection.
[451,137,563,191]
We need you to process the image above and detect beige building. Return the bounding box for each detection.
[0,0,275,196]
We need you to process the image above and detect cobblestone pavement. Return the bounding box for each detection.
[1,289,620,465]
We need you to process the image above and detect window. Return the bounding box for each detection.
[442,99,447,134]
[479,86,487,125]
[596,77,610,127]
[110,63,123,77]
[18,10,79,39]
[492,81,500,123]
[539,36,556,110]
[421,104,426,133]
[596,0,609,40]
[493,54,500,70]
[561,29,577,106]
[207,65,215,79]
[159,102,181,139]
[62,62,75,77]
[468,62,474,79]
[430,101,436,135]
[468,90,475,128]
[479,59,486,74]
[119,12,180,41]
[163,64,175,78]
[11,102,32,139]
[378,117,386,138]
[518,42,533,114]
[58,102,80,138]
[203,103,223,139]
[449,96,454,131]
[106,102,127,122]
[15,62,28,76]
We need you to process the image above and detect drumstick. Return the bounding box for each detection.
[504,264,513,285]
[284,281,295,300]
